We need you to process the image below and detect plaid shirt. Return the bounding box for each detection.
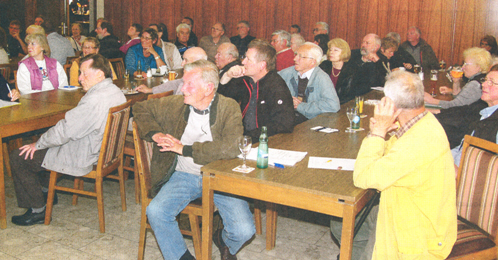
[394,111,428,139]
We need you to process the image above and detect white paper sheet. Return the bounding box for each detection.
[240,147,308,166]
[307,156,356,171]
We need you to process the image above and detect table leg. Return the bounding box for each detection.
[0,137,6,229]
[339,204,355,260]
[265,202,277,250]
[201,174,215,260]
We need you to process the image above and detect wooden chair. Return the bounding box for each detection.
[1,66,19,177]
[133,121,203,259]
[109,58,125,79]
[0,66,10,80]
[66,55,79,65]
[123,90,174,204]
[63,64,72,84]
[44,100,132,233]
[447,135,498,259]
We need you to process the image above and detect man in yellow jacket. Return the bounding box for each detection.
[353,70,457,259]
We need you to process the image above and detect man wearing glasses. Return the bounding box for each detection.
[229,21,255,57]
[199,22,230,63]
[7,20,27,57]
[279,42,340,125]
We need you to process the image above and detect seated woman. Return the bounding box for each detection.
[69,37,117,86]
[424,47,492,109]
[313,34,329,63]
[319,38,351,90]
[480,35,498,57]
[67,23,86,54]
[149,23,182,70]
[125,28,166,78]
[17,33,68,95]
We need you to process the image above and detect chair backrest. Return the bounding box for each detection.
[0,66,10,80]
[109,58,125,79]
[63,64,72,83]
[147,90,174,100]
[96,100,132,175]
[66,55,79,65]
[132,121,154,201]
[457,135,498,239]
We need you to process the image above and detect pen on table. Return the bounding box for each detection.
[270,163,285,169]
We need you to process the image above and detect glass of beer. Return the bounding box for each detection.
[168,71,178,81]
[413,64,421,74]
[450,66,464,79]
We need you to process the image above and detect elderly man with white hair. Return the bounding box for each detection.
[279,42,340,124]
[290,33,305,53]
[174,23,194,57]
[313,22,329,36]
[271,30,294,71]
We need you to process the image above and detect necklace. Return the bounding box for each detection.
[331,67,341,77]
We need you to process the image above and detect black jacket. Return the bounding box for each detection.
[99,35,123,59]
[217,60,248,108]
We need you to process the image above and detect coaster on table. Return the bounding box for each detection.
[346,127,365,132]
[232,166,255,173]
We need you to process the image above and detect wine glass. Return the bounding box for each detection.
[345,107,357,133]
[124,69,130,81]
[238,135,252,169]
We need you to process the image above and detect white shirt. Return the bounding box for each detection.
[17,59,68,95]
[0,48,8,64]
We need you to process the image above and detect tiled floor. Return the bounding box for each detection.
[1,174,340,260]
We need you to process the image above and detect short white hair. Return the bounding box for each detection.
[291,33,305,46]
[272,30,291,47]
[184,60,220,89]
[299,42,323,65]
[384,71,424,109]
[176,23,191,34]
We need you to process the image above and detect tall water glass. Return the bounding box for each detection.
[238,135,252,169]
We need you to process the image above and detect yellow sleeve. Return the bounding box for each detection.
[109,61,117,80]
[69,61,80,86]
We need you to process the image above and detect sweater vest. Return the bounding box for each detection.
[19,56,59,90]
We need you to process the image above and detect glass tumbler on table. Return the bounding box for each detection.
[124,69,130,81]
[238,135,252,169]
[346,107,358,133]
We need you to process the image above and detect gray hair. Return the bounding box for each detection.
[316,22,329,34]
[386,32,401,45]
[176,23,191,34]
[408,26,421,36]
[26,25,45,35]
[291,33,305,46]
[238,21,250,28]
[184,60,220,89]
[384,70,424,109]
[272,30,291,47]
[220,42,239,60]
[300,42,323,65]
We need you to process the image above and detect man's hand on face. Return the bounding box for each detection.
[369,97,401,138]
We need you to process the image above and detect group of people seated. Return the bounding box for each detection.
[3,15,498,260]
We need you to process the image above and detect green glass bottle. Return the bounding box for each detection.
[257,126,268,169]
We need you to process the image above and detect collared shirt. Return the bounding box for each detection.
[276,47,292,55]
[298,67,315,80]
[394,111,428,139]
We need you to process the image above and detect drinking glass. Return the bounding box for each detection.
[238,135,252,169]
[124,69,130,81]
[413,64,421,74]
[346,107,357,133]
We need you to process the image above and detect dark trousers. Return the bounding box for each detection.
[10,148,49,209]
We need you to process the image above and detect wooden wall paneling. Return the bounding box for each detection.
[330,0,350,43]
[345,0,359,48]
[265,0,276,39]
[484,0,498,37]
[298,0,319,42]
[200,0,216,36]
[250,0,268,39]
[291,0,301,34]
[225,0,242,38]
[318,0,331,37]
[356,0,379,44]
[453,0,480,65]
[385,0,409,43]
[274,0,292,33]
[420,0,443,63]
[376,0,389,39]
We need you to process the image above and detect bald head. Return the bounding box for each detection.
[181,47,208,67]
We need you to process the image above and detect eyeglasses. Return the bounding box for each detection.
[480,77,498,86]
[296,54,314,60]
[141,36,152,41]
[463,62,475,67]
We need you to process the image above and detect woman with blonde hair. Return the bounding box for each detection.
[319,38,351,87]
[425,47,492,109]
[17,33,68,94]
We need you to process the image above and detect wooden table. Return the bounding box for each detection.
[0,76,166,229]
[201,91,384,260]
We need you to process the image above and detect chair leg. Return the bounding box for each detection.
[2,143,11,177]
[72,178,83,205]
[254,200,262,235]
[134,162,140,204]
[118,164,127,211]
[189,214,202,259]
[138,207,148,260]
[44,171,58,225]
[96,177,105,233]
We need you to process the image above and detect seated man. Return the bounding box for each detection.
[344,70,457,259]
[221,39,294,142]
[215,42,247,106]
[9,54,126,226]
[44,20,76,65]
[230,21,255,57]
[451,65,498,165]
[175,23,194,57]
[7,20,27,57]
[199,22,230,63]
[279,42,340,125]
[271,30,294,71]
[386,32,416,71]
[336,33,385,104]
[181,17,198,47]
[133,60,255,260]
[135,47,207,95]
[313,22,329,37]
[119,23,143,54]
[96,21,123,59]
[400,27,439,71]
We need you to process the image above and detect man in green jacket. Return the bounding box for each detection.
[133,60,255,260]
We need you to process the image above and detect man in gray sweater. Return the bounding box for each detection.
[10,54,126,226]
